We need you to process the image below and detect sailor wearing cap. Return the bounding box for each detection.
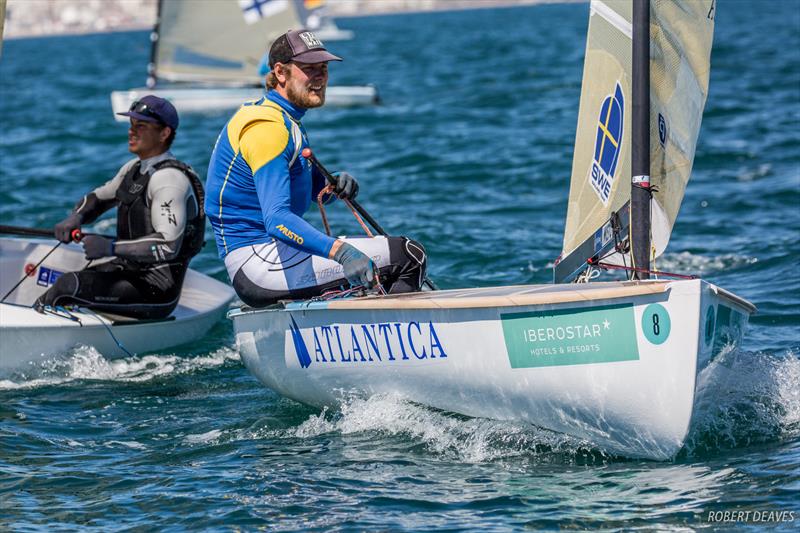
[37,96,206,319]
[205,29,426,307]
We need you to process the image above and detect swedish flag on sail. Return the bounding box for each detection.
[589,82,624,205]
[239,0,288,24]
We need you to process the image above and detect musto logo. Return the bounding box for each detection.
[275,224,304,245]
[501,303,639,368]
[587,82,625,205]
[288,316,447,369]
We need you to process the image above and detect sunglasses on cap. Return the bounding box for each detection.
[129,100,166,125]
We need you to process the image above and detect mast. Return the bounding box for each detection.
[146,0,163,89]
[630,0,651,279]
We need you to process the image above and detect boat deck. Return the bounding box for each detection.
[274,280,673,311]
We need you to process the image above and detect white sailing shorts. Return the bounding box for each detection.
[224,236,426,307]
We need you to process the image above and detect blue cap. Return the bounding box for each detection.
[117,95,179,130]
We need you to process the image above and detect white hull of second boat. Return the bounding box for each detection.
[2,277,226,369]
[308,20,354,42]
[230,279,754,460]
[110,85,379,119]
[0,237,235,373]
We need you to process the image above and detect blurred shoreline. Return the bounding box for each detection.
[3,0,568,40]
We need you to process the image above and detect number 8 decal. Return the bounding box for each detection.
[643,303,670,345]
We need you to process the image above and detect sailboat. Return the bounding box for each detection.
[297,0,355,41]
[228,0,754,460]
[0,230,235,373]
[110,0,377,120]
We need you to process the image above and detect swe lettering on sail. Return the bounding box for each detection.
[587,82,625,206]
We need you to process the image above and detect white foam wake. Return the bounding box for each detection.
[686,348,799,455]
[656,251,758,276]
[0,345,240,390]
[289,393,598,463]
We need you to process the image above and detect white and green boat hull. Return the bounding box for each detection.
[231,279,753,460]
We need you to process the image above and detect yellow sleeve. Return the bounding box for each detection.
[239,120,290,174]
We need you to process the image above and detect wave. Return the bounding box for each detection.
[684,348,800,458]
[656,251,759,276]
[276,394,607,464]
[180,391,610,463]
[0,345,240,390]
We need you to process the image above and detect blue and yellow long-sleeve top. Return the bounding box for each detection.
[205,90,335,259]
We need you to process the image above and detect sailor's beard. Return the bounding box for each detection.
[287,80,326,109]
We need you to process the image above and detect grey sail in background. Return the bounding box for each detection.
[154,0,302,86]
[110,0,378,118]
[0,0,6,57]
[559,0,714,275]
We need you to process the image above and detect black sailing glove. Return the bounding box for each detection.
[54,213,82,243]
[333,242,376,288]
[82,235,116,260]
[333,172,359,200]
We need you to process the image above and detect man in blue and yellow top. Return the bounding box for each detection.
[205,29,426,307]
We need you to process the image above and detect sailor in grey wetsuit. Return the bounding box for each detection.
[37,96,205,320]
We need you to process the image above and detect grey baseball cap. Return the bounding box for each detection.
[268,29,342,68]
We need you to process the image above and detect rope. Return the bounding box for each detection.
[312,280,387,302]
[49,305,83,324]
[15,303,135,360]
[317,185,374,238]
[588,258,698,280]
[343,199,374,237]
[1,241,63,303]
[84,308,134,358]
[314,185,387,297]
[317,185,334,236]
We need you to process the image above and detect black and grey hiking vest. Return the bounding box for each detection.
[115,159,206,263]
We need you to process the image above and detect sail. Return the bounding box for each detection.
[295,0,353,41]
[0,0,6,57]
[154,0,303,85]
[558,0,714,277]
[648,0,715,257]
[561,0,633,263]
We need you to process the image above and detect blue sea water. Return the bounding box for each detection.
[1,2,798,530]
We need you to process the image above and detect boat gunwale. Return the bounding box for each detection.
[227,280,688,318]
[711,284,757,315]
